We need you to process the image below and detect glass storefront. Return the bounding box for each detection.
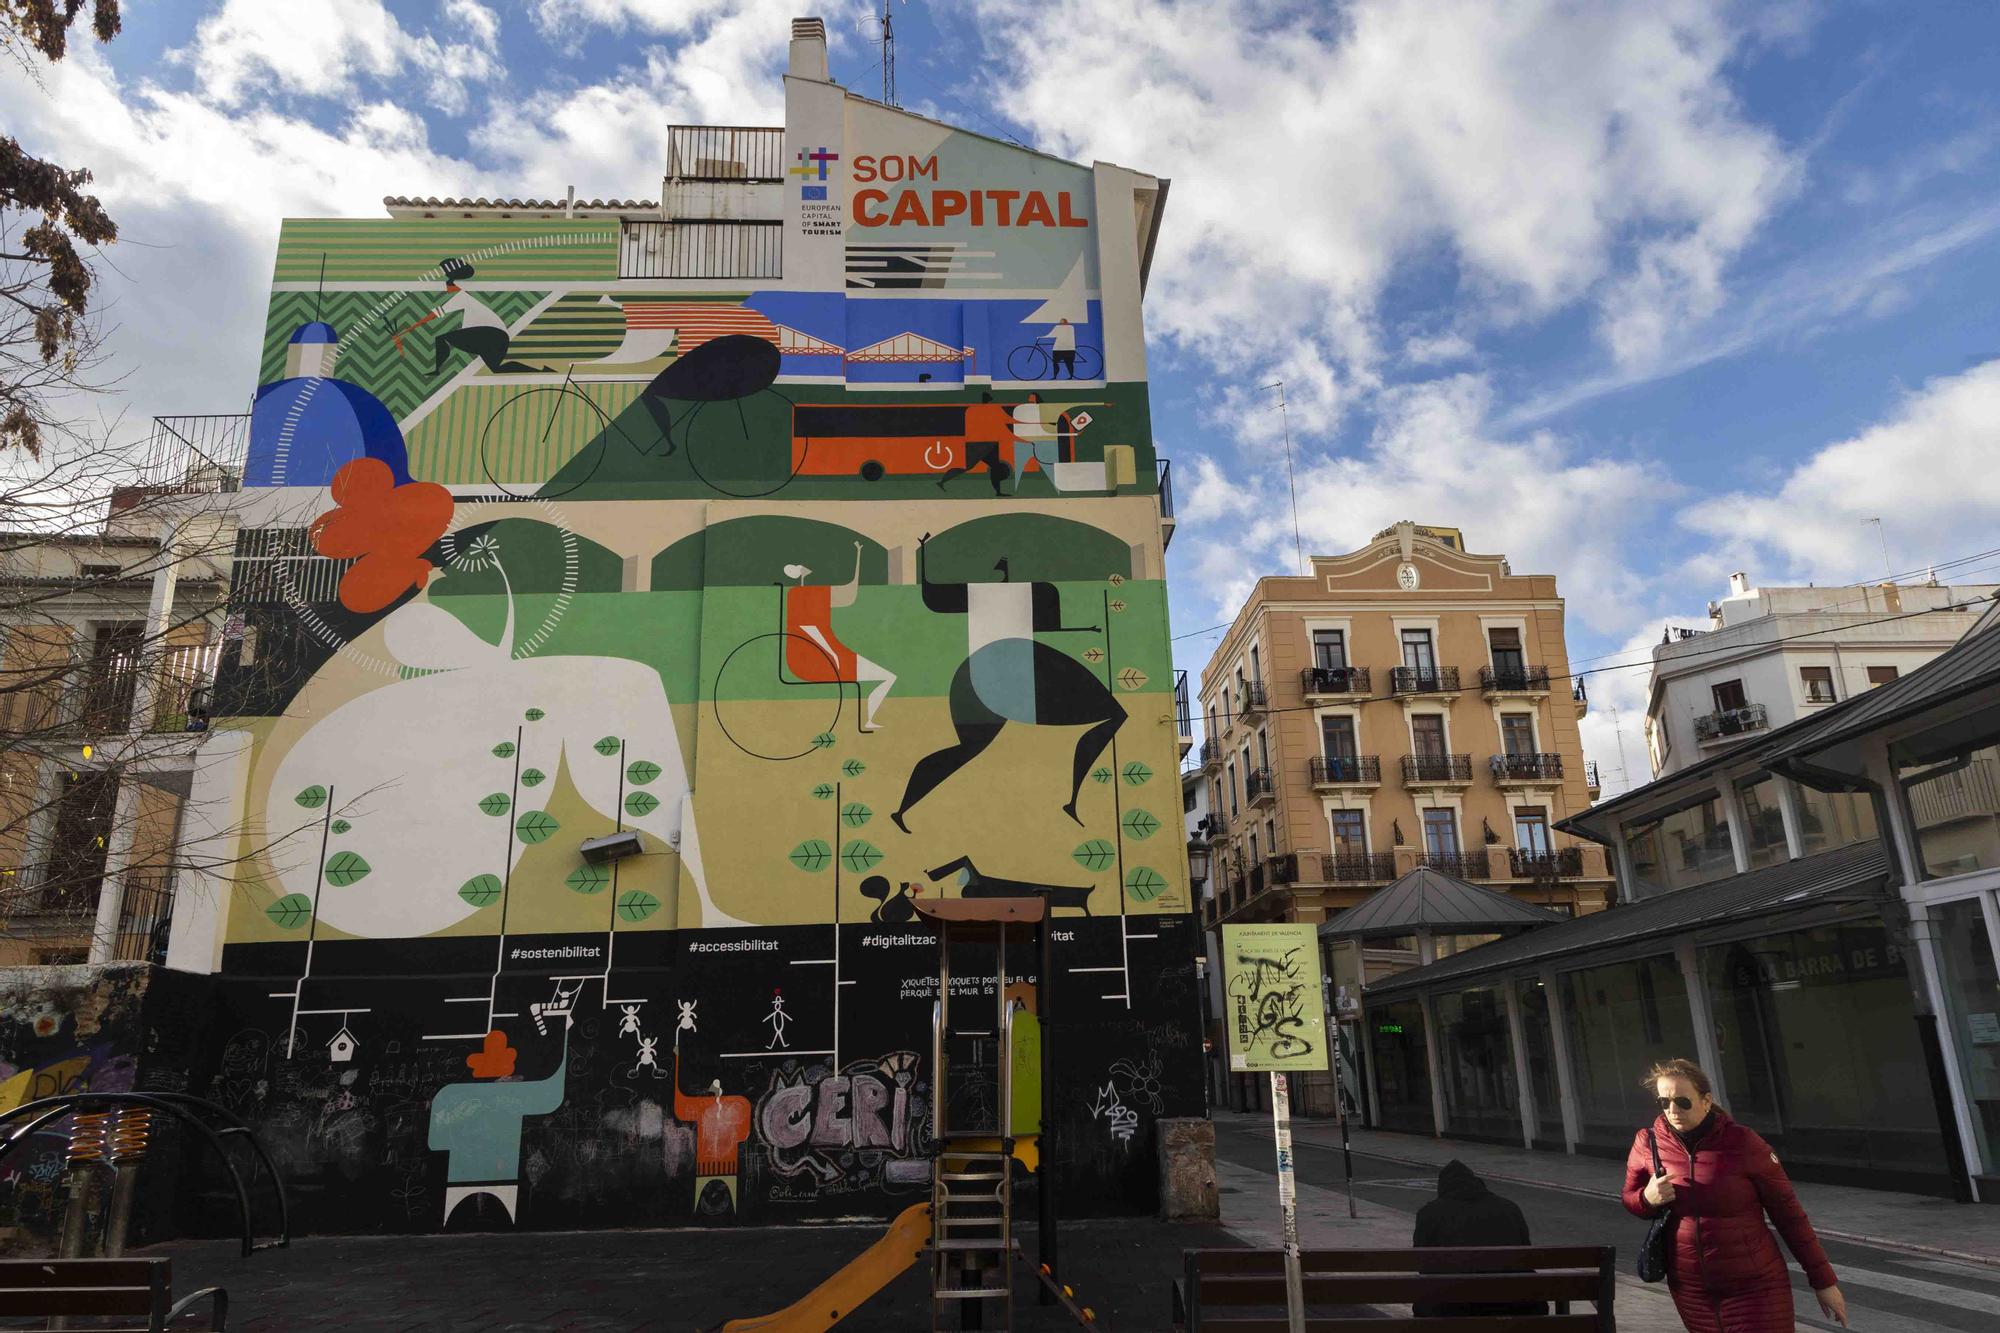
[1434,988,1519,1141]
[1702,921,1943,1178]
[1933,897,2000,1178]
[1901,740,2000,880]
[1560,955,1696,1149]
[1795,785,1879,857]
[1736,774,1787,869]
[1625,795,1735,895]
[1515,977,1567,1147]
[1370,998,1433,1133]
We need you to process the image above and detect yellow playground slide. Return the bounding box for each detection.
[716,1200,933,1333]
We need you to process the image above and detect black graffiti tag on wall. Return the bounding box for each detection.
[1229,947,1314,1063]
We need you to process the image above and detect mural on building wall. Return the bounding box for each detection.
[187,93,1197,1235]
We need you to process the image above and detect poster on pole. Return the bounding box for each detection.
[1221,923,1329,1073]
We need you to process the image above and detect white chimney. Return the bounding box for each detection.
[789,16,829,81]
[1727,571,1749,597]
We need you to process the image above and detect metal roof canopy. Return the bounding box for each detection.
[1320,867,1567,940]
[1362,841,1890,998]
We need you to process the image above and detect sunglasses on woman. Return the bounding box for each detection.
[1655,1095,1695,1110]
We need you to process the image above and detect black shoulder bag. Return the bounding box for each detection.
[1637,1128,1673,1283]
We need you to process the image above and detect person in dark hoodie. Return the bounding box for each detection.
[1411,1159,1547,1317]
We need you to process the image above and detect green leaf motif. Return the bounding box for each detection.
[294,785,327,809]
[478,792,512,817]
[266,893,313,929]
[811,732,836,750]
[789,840,832,872]
[520,768,547,788]
[626,759,662,786]
[841,758,866,777]
[594,735,622,756]
[1121,809,1162,841]
[615,889,661,923]
[810,783,835,801]
[459,875,503,908]
[625,791,660,817]
[565,864,611,896]
[524,707,545,721]
[1091,766,1113,785]
[840,840,884,873]
[492,741,517,758]
[515,810,560,844]
[324,851,371,886]
[331,819,352,834]
[1072,839,1117,873]
[1121,761,1154,787]
[839,802,872,828]
[1125,866,1169,902]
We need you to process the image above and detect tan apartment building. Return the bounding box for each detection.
[1194,522,1613,945]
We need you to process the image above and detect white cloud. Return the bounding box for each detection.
[1679,358,2000,585]
[969,0,1793,384]
[175,0,503,115]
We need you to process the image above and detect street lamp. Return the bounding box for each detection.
[1186,837,1211,887]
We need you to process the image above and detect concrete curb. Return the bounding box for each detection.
[1289,1135,2000,1273]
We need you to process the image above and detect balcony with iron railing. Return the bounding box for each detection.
[667,125,786,180]
[1309,754,1381,788]
[1490,752,1564,785]
[1200,738,1223,771]
[1235,679,1269,718]
[22,642,221,738]
[1322,851,1398,883]
[122,415,248,501]
[1479,664,1551,695]
[0,867,175,963]
[1174,670,1192,756]
[1266,851,1302,887]
[1401,753,1473,787]
[1694,703,1769,742]
[1585,759,1602,796]
[1390,665,1460,696]
[1508,846,1586,879]
[1244,766,1277,808]
[1301,664,1370,698]
[1157,458,1176,548]
[1418,850,1491,879]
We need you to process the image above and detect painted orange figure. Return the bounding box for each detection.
[309,457,453,613]
[673,1051,754,1212]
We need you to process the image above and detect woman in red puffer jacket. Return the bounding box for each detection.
[1622,1059,1848,1332]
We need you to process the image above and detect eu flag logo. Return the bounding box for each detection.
[802,185,828,201]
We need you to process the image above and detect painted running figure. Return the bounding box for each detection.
[393,257,534,378]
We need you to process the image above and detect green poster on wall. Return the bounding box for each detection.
[1221,923,1329,1073]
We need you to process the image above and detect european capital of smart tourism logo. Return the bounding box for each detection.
[791,146,840,199]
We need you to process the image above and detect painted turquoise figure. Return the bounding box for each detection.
[427,1042,569,1184]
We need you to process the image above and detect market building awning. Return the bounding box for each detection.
[1321,866,1568,940]
[1361,841,1890,998]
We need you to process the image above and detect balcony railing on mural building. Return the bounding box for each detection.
[1174,669,1192,745]
[621,219,782,279]
[1244,767,1277,807]
[133,414,249,496]
[1418,850,1491,879]
[1390,665,1460,696]
[1323,852,1397,883]
[1508,846,1585,879]
[1490,752,1564,782]
[1309,754,1381,785]
[1156,458,1176,548]
[666,125,786,180]
[1302,664,1369,696]
[1402,753,1473,784]
[1479,664,1551,694]
[1694,703,1769,741]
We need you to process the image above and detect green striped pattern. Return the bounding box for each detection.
[258,290,549,420]
[406,382,641,484]
[274,219,617,283]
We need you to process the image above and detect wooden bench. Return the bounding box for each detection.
[1173,1245,1617,1332]
[0,1257,226,1331]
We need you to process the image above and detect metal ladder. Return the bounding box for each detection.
[927,905,1019,1331]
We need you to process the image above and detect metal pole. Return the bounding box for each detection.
[1038,917,1057,1300]
[1329,1019,1356,1219]
[1271,1071,1305,1333]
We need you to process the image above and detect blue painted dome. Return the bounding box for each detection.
[245,376,411,488]
[289,321,338,345]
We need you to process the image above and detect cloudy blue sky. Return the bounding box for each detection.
[11,0,2000,793]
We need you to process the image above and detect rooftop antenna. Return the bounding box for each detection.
[880,1,899,107]
[1869,517,1892,582]
[1263,381,1306,575]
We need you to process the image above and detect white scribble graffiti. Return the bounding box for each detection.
[1089,1081,1139,1143]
